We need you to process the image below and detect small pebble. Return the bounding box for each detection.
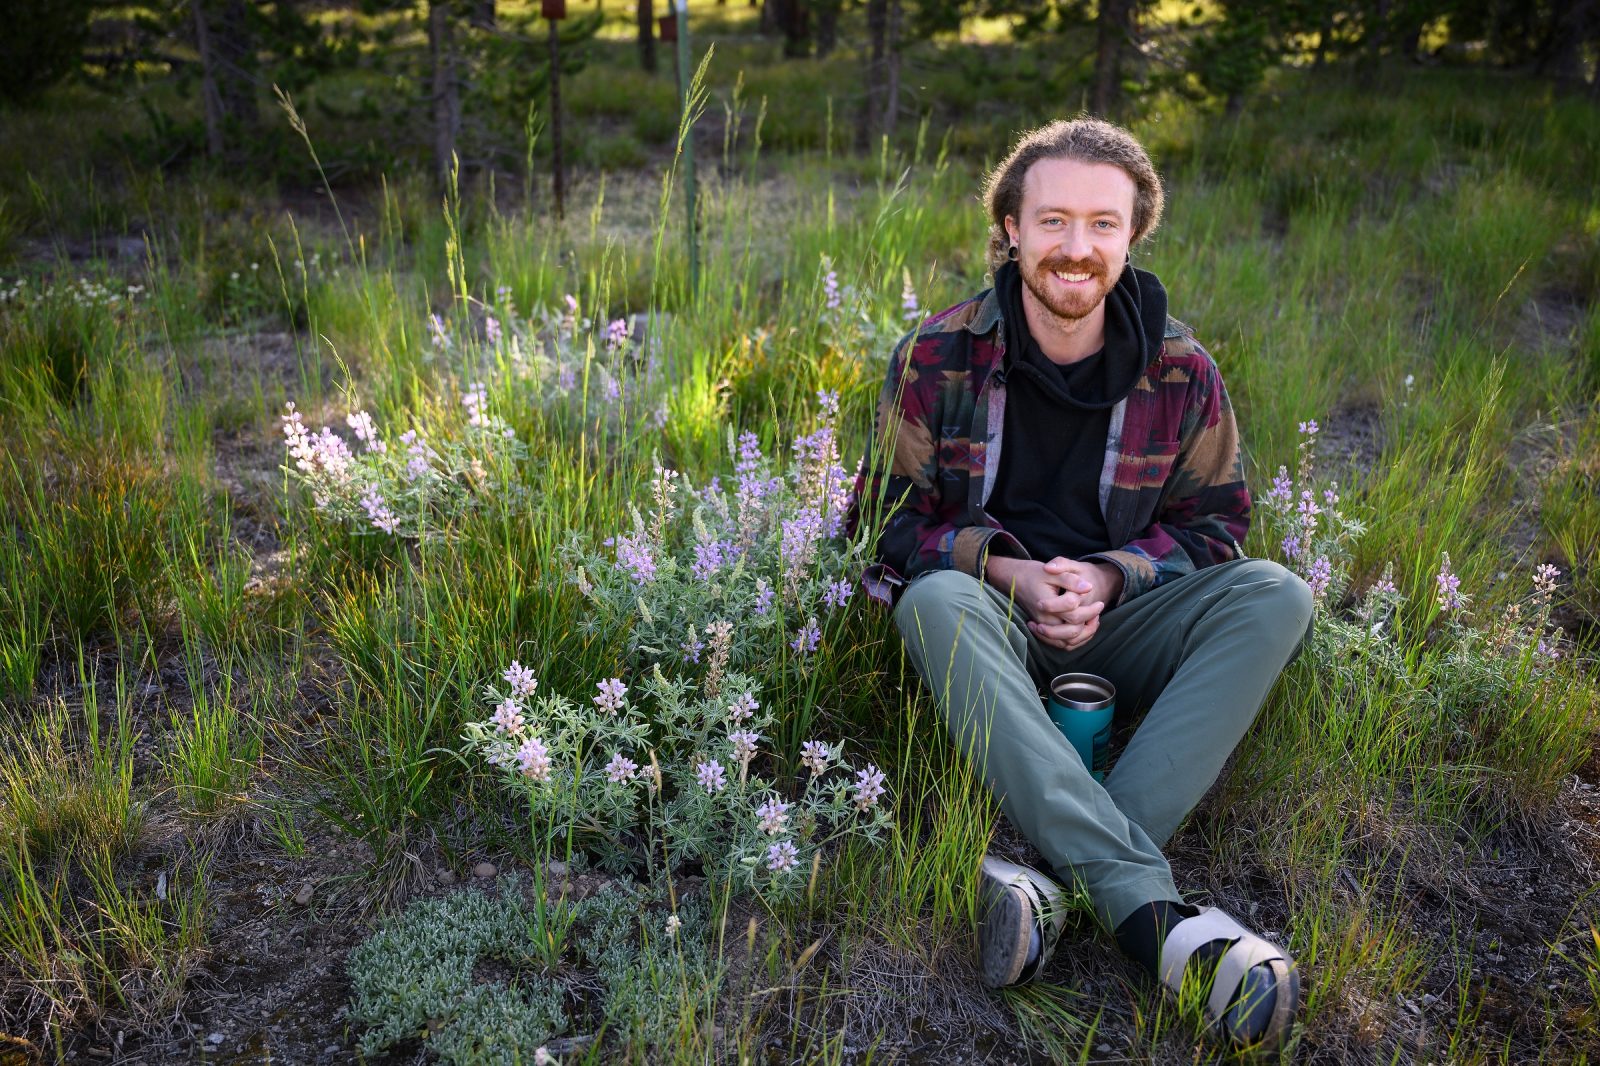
[294,883,315,906]
[547,860,568,878]
[1421,993,1438,1007]
[208,1032,225,1045]
[473,861,497,879]
[437,869,457,886]
[323,1044,340,1056]
[1097,1044,1111,1054]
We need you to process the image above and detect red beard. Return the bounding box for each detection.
[1021,252,1116,322]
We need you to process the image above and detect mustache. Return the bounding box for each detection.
[1036,254,1108,279]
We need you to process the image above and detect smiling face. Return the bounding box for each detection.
[1004,156,1138,327]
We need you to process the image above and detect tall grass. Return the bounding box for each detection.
[0,52,1597,1062]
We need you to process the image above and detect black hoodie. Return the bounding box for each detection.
[986,259,1170,562]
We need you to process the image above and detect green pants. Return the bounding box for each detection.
[894,558,1313,931]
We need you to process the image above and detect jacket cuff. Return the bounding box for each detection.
[953,526,1026,581]
[1082,549,1157,606]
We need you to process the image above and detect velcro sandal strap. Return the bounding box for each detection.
[1157,907,1250,993]
[1207,933,1289,1022]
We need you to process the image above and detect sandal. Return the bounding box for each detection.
[1158,906,1300,1054]
[976,855,1069,988]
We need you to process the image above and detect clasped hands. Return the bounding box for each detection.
[983,555,1124,652]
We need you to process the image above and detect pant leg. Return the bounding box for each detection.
[894,569,1181,931]
[1057,558,1314,848]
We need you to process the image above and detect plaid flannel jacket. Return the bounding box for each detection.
[851,285,1250,608]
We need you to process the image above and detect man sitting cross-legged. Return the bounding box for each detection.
[850,118,1314,1055]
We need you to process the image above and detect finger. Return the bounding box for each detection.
[1036,590,1083,615]
[1058,601,1105,626]
[1028,619,1087,643]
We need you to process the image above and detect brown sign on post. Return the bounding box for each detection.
[542,0,566,19]
[657,13,677,40]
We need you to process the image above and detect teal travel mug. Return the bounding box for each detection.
[1046,673,1115,782]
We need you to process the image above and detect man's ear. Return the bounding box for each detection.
[1004,215,1019,245]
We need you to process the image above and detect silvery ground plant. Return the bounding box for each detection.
[279,385,528,540]
[460,660,891,903]
[565,390,868,676]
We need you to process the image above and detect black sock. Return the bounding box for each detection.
[1113,899,1199,980]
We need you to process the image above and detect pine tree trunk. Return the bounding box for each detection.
[638,0,657,72]
[1541,0,1594,91]
[858,0,887,150]
[1091,0,1133,116]
[429,0,461,190]
[472,0,496,29]
[882,0,901,138]
[815,0,839,57]
[192,0,259,161]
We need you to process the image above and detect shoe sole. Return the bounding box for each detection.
[977,861,1034,989]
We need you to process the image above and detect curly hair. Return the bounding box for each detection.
[981,118,1165,272]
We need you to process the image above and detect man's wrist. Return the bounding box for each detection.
[1092,561,1125,605]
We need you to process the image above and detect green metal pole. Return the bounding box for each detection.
[674,0,698,297]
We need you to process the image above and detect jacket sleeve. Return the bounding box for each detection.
[850,333,1023,606]
[1084,348,1249,604]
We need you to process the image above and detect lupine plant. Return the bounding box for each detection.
[278,389,527,540]
[565,389,867,676]
[461,660,891,902]
[431,290,673,432]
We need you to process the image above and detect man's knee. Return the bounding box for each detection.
[1231,558,1314,647]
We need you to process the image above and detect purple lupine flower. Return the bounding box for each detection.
[428,312,451,350]
[516,736,552,781]
[753,579,774,616]
[735,431,763,471]
[360,490,399,534]
[1298,419,1319,437]
[823,578,854,610]
[728,692,759,724]
[1435,553,1462,613]
[463,382,489,427]
[1281,534,1302,560]
[790,617,821,655]
[1266,466,1293,507]
[756,798,790,835]
[767,839,799,873]
[695,759,727,794]
[817,389,840,419]
[593,678,627,715]
[1373,575,1399,597]
[728,730,761,764]
[602,376,621,404]
[615,531,657,583]
[852,764,887,811]
[1535,638,1562,664]
[491,698,525,735]
[347,410,385,453]
[780,509,825,571]
[555,365,576,393]
[799,740,832,775]
[1306,556,1333,600]
[681,635,706,664]
[485,316,502,347]
[692,539,726,580]
[605,317,629,351]
[503,661,538,697]
[901,275,920,321]
[822,270,841,311]
[604,752,639,783]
